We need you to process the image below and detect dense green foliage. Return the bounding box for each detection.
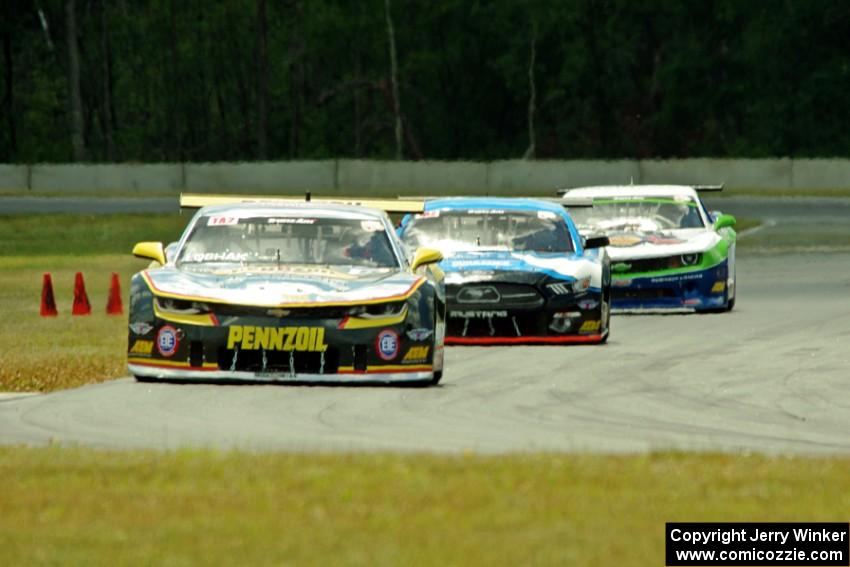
[2,0,849,162]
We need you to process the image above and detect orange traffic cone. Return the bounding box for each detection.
[40,273,58,317]
[72,272,91,316]
[106,272,123,315]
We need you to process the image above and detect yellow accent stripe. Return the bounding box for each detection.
[179,193,425,213]
[339,305,409,330]
[338,365,433,373]
[128,357,218,369]
[142,271,426,308]
[153,301,218,327]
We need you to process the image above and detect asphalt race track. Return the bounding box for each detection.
[1,197,849,455]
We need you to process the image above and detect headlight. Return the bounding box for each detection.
[154,297,211,315]
[572,277,591,293]
[346,301,406,319]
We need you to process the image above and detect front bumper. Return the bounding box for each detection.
[610,261,729,311]
[127,318,440,383]
[445,283,607,345]
[128,362,435,383]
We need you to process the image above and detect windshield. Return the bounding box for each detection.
[177,214,399,268]
[401,209,573,253]
[568,197,705,232]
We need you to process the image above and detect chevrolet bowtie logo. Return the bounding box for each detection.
[612,262,632,273]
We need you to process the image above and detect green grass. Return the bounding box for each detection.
[0,448,848,567]
[0,213,189,256]
[0,214,187,391]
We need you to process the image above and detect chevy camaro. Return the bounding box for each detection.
[128,199,446,384]
[561,185,737,312]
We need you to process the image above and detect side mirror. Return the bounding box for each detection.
[411,247,443,271]
[133,241,166,265]
[714,214,736,230]
[584,236,610,249]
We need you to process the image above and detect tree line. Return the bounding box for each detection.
[1,0,849,163]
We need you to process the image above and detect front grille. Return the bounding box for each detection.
[213,305,348,319]
[447,312,547,338]
[448,283,543,309]
[613,254,701,275]
[216,347,340,374]
[613,257,674,274]
[611,288,677,301]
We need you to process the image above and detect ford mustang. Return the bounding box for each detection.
[561,185,736,312]
[397,197,611,345]
[128,196,446,384]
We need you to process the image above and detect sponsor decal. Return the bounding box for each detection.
[650,273,704,283]
[266,308,291,317]
[612,279,632,287]
[457,286,501,303]
[448,259,512,268]
[360,220,385,232]
[129,340,154,355]
[609,235,642,247]
[376,329,400,361]
[552,311,581,319]
[406,328,433,341]
[129,321,154,335]
[450,310,508,319]
[186,251,249,263]
[578,299,599,310]
[268,217,316,225]
[467,209,505,215]
[644,235,684,245]
[402,345,430,363]
[579,320,601,333]
[226,326,328,352]
[711,281,726,293]
[537,210,557,220]
[156,325,179,357]
[207,215,239,226]
[683,298,701,306]
[414,211,440,219]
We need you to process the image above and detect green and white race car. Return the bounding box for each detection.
[561,185,737,312]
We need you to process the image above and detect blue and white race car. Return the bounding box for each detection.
[398,198,611,345]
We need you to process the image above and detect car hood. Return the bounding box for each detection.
[603,229,720,260]
[142,264,423,306]
[439,249,595,284]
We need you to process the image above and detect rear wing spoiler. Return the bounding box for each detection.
[559,184,724,195]
[693,184,724,193]
[179,192,425,214]
[394,194,595,211]
[558,196,594,208]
